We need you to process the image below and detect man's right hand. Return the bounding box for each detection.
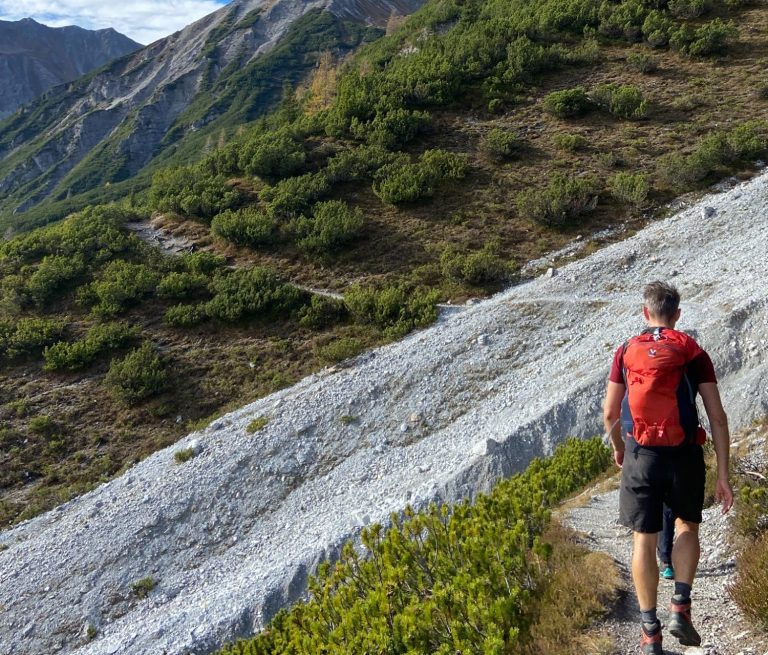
[715,477,734,514]
[613,448,624,468]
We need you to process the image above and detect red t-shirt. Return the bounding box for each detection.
[609,339,717,387]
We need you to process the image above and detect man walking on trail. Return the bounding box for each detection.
[603,281,734,655]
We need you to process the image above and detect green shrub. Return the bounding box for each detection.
[26,254,86,306]
[237,132,306,181]
[83,260,159,317]
[314,337,365,364]
[656,122,768,191]
[542,87,592,119]
[216,437,611,655]
[28,415,56,437]
[608,172,649,207]
[130,576,156,599]
[481,129,520,161]
[344,284,439,339]
[670,19,738,57]
[642,10,674,48]
[0,317,67,360]
[626,52,658,73]
[149,166,243,221]
[180,251,227,274]
[246,416,270,433]
[516,174,599,227]
[298,295,348,330]
[211,207,279,247]
[591,84,648,119]
[260,173,331,219]
[43,322,140,371]
[105,343,168,405]
[552,133,588,152]
[731,531,768,627]
[157,271,210,300]
[163,304,208,327]
[294,201,365,256]
[351,109,431,149]
[373,150,467,205]
[440,241,511,286]
[597,0,647,41]
[174,448,196,464]
[205,267,306,322]
[668,0,713,19]
[324,146,404,184]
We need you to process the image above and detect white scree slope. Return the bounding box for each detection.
[1,173,767,655]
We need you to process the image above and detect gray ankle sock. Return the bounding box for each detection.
[640,607,658,628]
[673,581,692,601]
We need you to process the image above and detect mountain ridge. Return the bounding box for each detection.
[0,0,426,220]
[0,17,141,121]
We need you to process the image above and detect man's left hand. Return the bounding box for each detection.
[715,477,734,514]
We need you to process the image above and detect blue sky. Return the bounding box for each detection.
[0,0,231,45]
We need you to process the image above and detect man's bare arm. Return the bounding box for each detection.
[699,381,734,513]
[603,381,625,466]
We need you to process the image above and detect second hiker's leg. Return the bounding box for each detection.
[671,519,699,585]
[633,531,660,611]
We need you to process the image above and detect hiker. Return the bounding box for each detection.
[602,281,733,655]
[657,504,676,580]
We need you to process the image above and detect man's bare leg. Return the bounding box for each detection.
[633,531,660,611]
[671,519,699,584]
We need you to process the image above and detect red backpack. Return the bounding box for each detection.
[620,327,707,447]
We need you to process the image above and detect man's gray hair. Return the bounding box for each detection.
[643,281,680,319]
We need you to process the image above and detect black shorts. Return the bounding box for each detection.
[619,440,706,533]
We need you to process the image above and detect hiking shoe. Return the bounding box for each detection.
[668,598,701,647]
[661,565,675,580]
[640,623,663,655]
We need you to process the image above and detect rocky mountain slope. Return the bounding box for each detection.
[0,0,426,217]
[1,169,766,655]
[0,18,140,122]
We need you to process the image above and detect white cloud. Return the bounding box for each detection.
[0,0,231,45]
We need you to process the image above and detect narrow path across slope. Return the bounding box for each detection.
[564,483,768,655]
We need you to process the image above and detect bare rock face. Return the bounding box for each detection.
[0,18,141,121]
[0,0,427,216]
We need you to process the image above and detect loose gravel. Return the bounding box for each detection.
[2,172,768,655]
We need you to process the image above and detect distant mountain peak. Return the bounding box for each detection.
[0,18,141,121]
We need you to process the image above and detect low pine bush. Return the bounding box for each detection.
[668,0,713,19]
[516,174,599,227]
[211,207,279,248]
[81,260,159,317]
[552,133,588,152]
[204,267,306,322]
[670,19,738,57]
[43,322,140,371]
[26,254,86,306]
[440,241,511,286]
[542,87,592,119]
[626,52,658,74]
[104,342,167,405]
[216,437,611,655]
[163,304,207,328]
[344,284,439,339]
[157,271,210,300]
[608,172,649,208]
[149,166,243,221]
[373,150,467,205]
[481,128,521,161]
[0,317,67,360]
[591,84,648,120]
[314,337,365,364]
[298,296,348,330]
[260,173,331,219]
[294,201,365,257]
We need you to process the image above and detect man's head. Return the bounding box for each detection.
[643,281,681,326]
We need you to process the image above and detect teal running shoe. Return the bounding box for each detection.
[661,565,675,580]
